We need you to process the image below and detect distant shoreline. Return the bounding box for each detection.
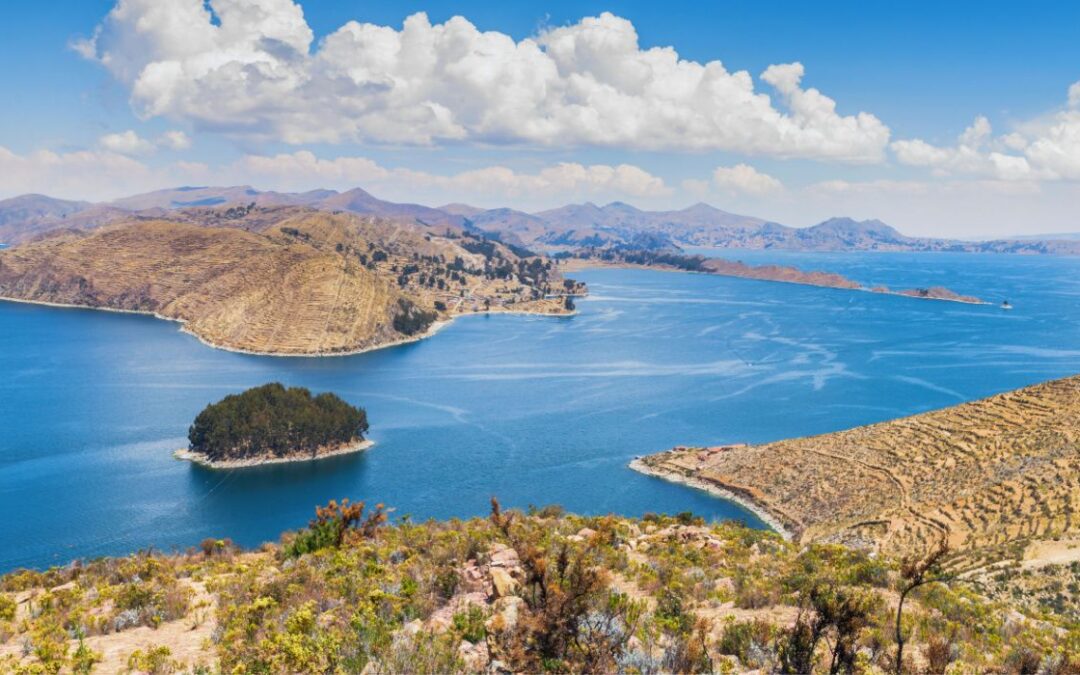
[0,296,576,358]
[174,439,375,469]
[562,259,989,306]
[629,458,794,540]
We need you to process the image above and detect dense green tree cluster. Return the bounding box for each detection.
[575,246,708,271]
[460,239,499,259]
[392,298,438,336]
[187,383,368,461]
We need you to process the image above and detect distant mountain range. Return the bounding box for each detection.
[2,185,1078,255]
[1009,231,1080,242]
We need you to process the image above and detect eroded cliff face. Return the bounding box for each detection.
[0,210,580,355]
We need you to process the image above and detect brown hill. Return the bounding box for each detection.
[0,211,579,355]
[319,187,465,228]
[635,375,1080,562]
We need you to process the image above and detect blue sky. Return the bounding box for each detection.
[2,0,1080,237]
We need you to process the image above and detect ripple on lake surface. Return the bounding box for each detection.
[1,251,1078,570]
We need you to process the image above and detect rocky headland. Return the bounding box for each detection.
[0,208,584,356]
[632,374,1080,563]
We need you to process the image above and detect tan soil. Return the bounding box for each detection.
[0,211,581,355]
[636,375,1080,560]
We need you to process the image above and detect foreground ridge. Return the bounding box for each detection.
[2,506,1077,672]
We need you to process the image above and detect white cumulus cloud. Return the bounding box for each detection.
[711,163,783,195]
[233,151,672,202]
[892,82,1080,182]
[98,129,157,156]
[1069,81,1080,109]
[158,130,191,150]
[77,1,890,161]
[97,129,193,155]
[891,116,1039,181]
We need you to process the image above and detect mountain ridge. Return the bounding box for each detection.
[3,186,1079,255]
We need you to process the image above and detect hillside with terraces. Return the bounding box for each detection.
[0,208,583,355]
[635,375,1080,579]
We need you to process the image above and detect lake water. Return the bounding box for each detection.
[2,251,1079,571]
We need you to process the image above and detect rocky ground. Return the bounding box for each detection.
[2,506,1077,673]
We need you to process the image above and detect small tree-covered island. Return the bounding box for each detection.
[175,383,371,468]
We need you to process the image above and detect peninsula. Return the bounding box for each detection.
[0,207,584,356]
[633,374,1080,561]
[563,248,986,304]
[176,383,370,468]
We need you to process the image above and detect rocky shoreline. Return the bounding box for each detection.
[628,457,794,540]
[0,296,575,358]
[174,439,375,469]
[563,258,987,305]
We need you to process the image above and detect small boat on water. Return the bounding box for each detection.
[1001,300,1013,310]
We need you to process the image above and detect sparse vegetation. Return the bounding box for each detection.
[3,500,1076,673]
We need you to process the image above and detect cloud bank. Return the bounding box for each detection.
[710,163,783,195]
[236,151,672,200]
[77,1,890,161]
[891,81,1080,182]
[97,129,190,156]
[0,145,670,206]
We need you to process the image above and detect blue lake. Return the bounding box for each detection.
[2,251,1079,571]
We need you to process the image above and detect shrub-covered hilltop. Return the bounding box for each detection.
[185,383,369,465]
[1,501,1077,674]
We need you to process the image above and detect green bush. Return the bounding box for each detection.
[0,594,15,621]
[717,619,774,667]
[452,606,487,643]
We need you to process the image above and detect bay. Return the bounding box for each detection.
[1,251,1078,571]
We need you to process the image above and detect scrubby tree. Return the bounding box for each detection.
[894,540,952,674]
[392,298,438,336]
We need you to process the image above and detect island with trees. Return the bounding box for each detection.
[175,383,371,468]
